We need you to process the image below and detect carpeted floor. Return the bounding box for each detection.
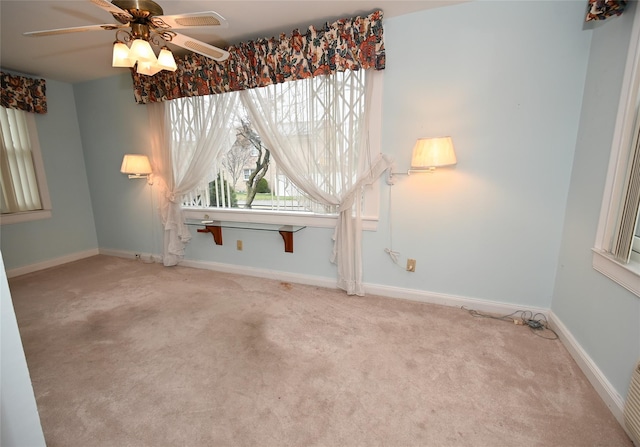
[8,255,632,446]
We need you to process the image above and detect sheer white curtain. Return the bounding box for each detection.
[240,70,391,295]
[148,93,238,266]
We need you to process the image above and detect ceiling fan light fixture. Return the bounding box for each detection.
[25,0,230,75]
[112,41,134,68]
[157,47,177,72]
[129,38,156,63]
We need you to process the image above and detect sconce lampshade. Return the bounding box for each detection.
[410,137,457,172]
[121,154,152,178]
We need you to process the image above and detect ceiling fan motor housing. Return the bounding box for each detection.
[111,0,164,23]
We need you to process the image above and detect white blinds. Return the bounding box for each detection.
[0,107,42,213]
[613,112,640,262]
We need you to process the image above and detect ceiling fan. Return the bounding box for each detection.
[24,0,230,75]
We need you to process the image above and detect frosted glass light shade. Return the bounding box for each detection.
[129,39,156,63]
[120,154,152,177]
[157,47,177,72]
[410,137,457,171]
[136,60,163,76]
[112,41,134,67]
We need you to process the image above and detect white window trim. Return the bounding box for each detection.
[181,71,384,232]
[182,207,379,231]
[593,4,640,298]
[592,249,640,296]
[0,111,52,225]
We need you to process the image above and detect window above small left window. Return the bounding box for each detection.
[0,106,51,224]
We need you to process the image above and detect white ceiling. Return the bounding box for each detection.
[0,0,462,84]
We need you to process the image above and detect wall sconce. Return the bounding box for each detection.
[388,136,457,184]
[384,136,458,270]
[121,154,153,184]
[120,153,157,263]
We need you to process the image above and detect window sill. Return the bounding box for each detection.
[0,209,52,225]
[182,207,379,231]
[592,248,640,297]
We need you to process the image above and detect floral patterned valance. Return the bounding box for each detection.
[0,72,47,114]
[586,0,627,21]
[131,10,385,104]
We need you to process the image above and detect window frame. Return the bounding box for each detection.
[181,70,384,231]
[592,4,640,297]
[0,109,51,225]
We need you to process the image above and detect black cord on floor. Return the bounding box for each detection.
[462,306,559,340]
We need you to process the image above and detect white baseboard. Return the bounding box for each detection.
[549,311,626,427]
[176,257,550,317]
[98,248,160,263]
[6,248,99,278]
[179,258,338,290]
[102,249,548,316]
[98,248,136,259]
[365,282,549,317]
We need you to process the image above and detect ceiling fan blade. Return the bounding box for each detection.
[24,24,127,37]
[150,11,228,30]
[168,32,230,62]
[90,0,133,24]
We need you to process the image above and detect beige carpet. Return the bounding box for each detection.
[8,255,632,446]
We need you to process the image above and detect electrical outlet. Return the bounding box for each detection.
[237,240,243,251]
[406,259,416,272]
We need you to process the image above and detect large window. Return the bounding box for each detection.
[178,69,382,228]
[0,106,50,224]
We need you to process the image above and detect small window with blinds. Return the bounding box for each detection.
[612,116,640,264]
[0,106,51,224]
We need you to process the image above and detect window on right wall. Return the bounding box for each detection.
[593,4,640,297]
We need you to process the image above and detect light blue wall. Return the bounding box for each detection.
[75,1,592,309]
[3,0,637,425]
[0,78,98,270]
[552,3,640,398]
[363,0,591,308]
[73,75,158,254]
